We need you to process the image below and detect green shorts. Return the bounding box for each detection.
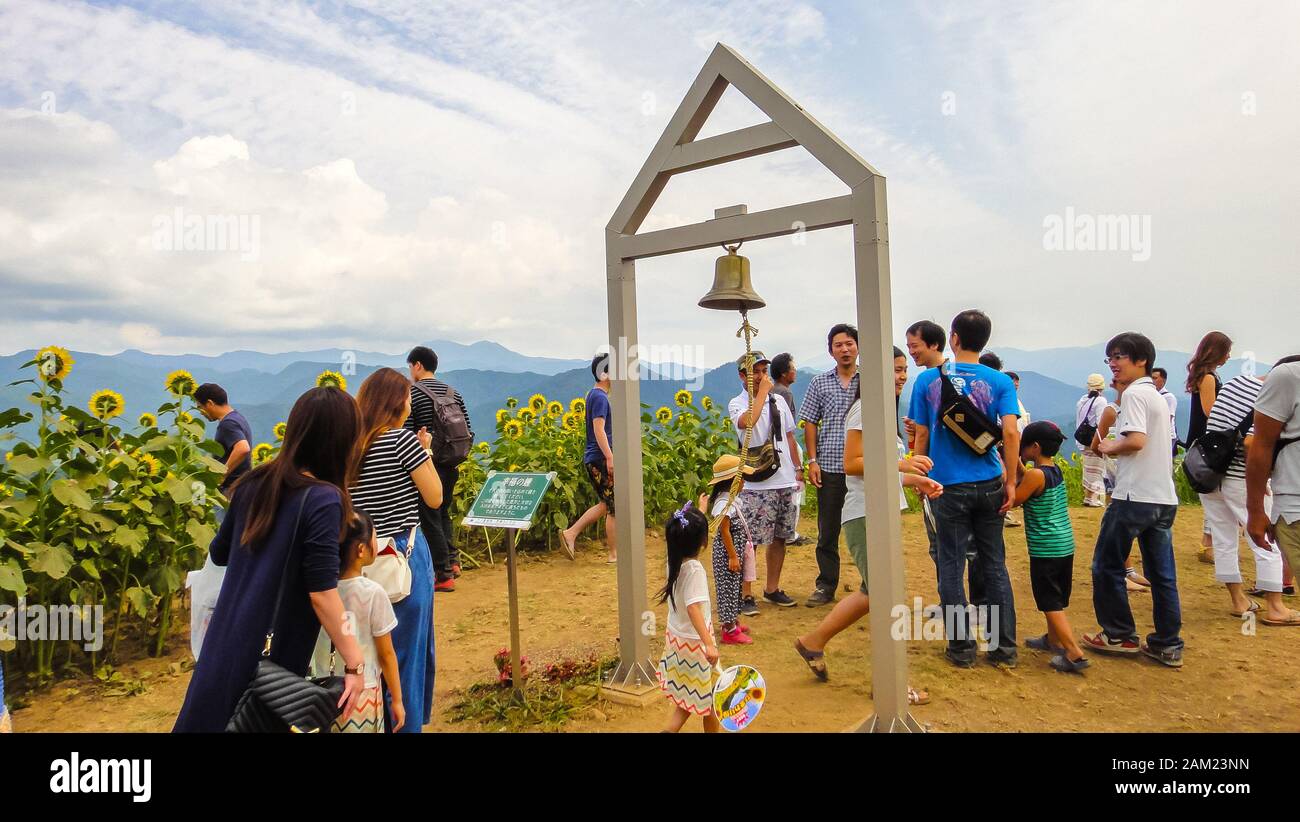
[844,517,868,595]
[1276,519,1300,576]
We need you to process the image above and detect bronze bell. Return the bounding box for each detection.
[698,247,766,312]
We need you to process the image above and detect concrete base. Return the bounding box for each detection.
[599,681,660,708]
[850,711,926,733]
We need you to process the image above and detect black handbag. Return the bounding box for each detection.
[1074,396,1100,449]
[226,491,346,733]
[938,367,1003,456]
[1181,410,1253,494]
[738,395,782,482]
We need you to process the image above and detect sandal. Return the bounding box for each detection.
[1247,585,1296,597]
[909,686,930,706]
[557,529,576,560]
[1230,601,1262,618]
[1260,610,1300,626]
[794,638,828,681]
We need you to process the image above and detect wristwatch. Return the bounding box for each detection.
[344,662,364,676]
[807,458,818,464]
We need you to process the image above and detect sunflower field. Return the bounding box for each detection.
[0,350,225,681]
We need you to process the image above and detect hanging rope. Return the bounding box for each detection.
[707,309,759,547]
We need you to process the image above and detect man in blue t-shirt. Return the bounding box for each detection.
[195,383,252,494]
[909,310,1021,668]
[560,354,616,563]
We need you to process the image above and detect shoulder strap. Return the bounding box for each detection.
[768,394,782,442]
[262,488,315,658]
[938,363,961,405]
[411,379,441,406]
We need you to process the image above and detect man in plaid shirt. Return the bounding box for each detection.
[799,324,861,607]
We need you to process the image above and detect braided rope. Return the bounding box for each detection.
[706,310,759,547]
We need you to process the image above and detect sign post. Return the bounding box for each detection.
[463,470,555,698]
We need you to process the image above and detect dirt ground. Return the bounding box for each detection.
[11,506,1300,733]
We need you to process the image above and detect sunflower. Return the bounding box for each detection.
[655,406,673,424]
[316,370,347,391]
[137,453,161,476]
[528,393,546,412]
[555,446,564,458]
[273,421,287,441]
[496,409,510,424]
[562,412,582,431]
[506,397,519,409]
[137,412,157,428]
[674,389,693,407]
[178,411,195,424]
[509,464,520,472]
[517,408,536,424]
[88,389,125,420]
[252,442,276,464]
[36,345,75,383]
[504,420,524,440]
[164,370,197,397]
[569,397,585,415]
[476,441,490,454]
[547,401,563,416]
[701,396,714,411]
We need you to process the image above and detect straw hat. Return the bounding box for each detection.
[1087,373,1106,391]
[709,453,755,485]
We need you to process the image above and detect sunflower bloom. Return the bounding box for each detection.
[89,389,125,420]
[316,370,347,391]
[506,397,519,409]
[138,412,157,428]
[36,345,75,383]
[477,441,490,454]
[273,422,287,441]
[253,443,276,464]
[547,401,563,416]
[562,412,582,431]
[509,464,520,472]
[518,408,536,424]
[178,411,195,424]
[165,370,197,397]
[674,389,693,407]
[528,394,546,412]
[569,397,585,415]
[138,453,161,476]
[655,406,673,424]
[701,396,714,411]
[504,420,524,440]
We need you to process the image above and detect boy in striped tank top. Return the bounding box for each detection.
[1012,422,1090,673]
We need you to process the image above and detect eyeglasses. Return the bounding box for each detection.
[1103,354,1131,364]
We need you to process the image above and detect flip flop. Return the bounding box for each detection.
[909,686,930,706]
[1230,601,1262,618]
[1260,610,1300,626]
[794,638,828,681]
[558,528,576,560]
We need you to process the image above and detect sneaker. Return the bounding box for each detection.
[451,562,462,578]
[985,650,1018,668]
[722,626,753,645]
[434,577,456,593]
[739,596,761,616]
[1140,642,1183,668]
[739,624,752,634]
[762,589,797,608]
[1049,654,1091,674]
[1081,631,1139,655]
[787,533,810,546]
[944,647,976,668]
[805,587,835,607]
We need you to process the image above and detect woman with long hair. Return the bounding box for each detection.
[1187,331,1233,563]
[351,367,443,733]
[174,387,368,732]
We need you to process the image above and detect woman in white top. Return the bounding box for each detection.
[1076,374,1108,507]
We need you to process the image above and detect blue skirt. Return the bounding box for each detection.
[386,527,436,732]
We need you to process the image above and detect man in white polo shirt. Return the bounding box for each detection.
[1247,355,1300,584]
[1082,332,1184,667]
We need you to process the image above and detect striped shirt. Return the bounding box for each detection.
[1206,374,1263,479]
[798,369,859,474]
[1023,464,1074,558]
[350,428,430,537]
[405,378,473,440]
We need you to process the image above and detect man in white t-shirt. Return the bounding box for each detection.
[1082,333,1184,668]
[1247,357,1300,578]
[729,351,804,609]
[1152,367,1180,454]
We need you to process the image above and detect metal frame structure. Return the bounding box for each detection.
[602,43,919,731]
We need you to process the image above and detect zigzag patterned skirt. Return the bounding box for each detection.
[331,686,385,733]
[656,630,716,716]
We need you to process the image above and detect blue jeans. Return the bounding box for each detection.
[1091,499,1182,652]
[930,477,1016,655]
[386,527,436,732]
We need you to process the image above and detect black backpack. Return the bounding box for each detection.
[1181,410,1253,493]
[412,381,473,467]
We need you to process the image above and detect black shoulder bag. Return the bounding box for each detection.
[1181,407,1254,494]
[226,490,346,733]
[739,395,782,482]
[1074,396,1100,449]
[938,367,1003,456]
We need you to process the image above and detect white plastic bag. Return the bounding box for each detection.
[187,554,226,661]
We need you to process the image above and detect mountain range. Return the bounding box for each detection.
[1,340,1238,451]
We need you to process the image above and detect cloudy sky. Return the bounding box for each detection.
[1,0,1296,369]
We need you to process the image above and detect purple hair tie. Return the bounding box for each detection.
[672,501,692,527]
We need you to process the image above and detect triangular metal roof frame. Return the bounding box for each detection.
[607,42,880,250]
